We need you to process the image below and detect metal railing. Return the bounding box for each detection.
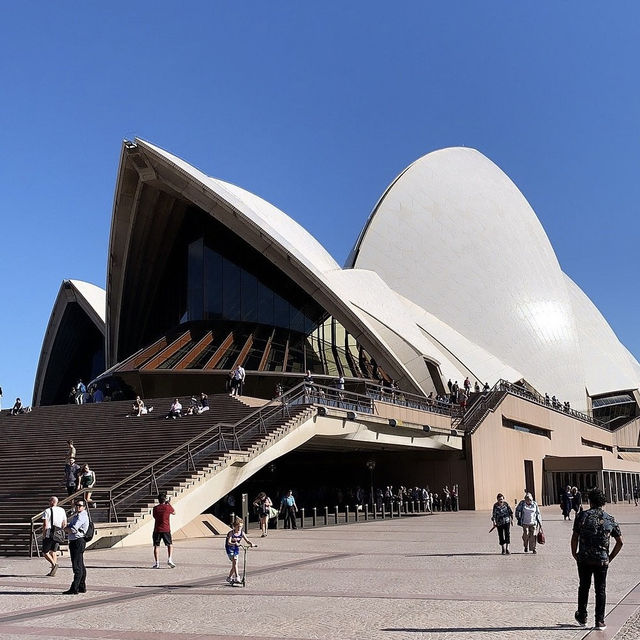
[493,379,605,428]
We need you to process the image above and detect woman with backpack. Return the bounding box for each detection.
[79,463,96,507]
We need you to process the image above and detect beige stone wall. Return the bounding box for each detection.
[470,395,640,509]
[614,417,640,448]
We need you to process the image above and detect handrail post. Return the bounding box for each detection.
[345,505,350,523]
[312,507,317,527]
[382,503,387,519]
[364,504,369,521]
[299,507,304,529]
[334,505,339,525]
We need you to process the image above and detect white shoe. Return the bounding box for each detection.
[167,560,176,568]
[152,563,160,569]
[226,576,234,584]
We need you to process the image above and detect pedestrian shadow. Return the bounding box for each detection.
[405,552,496,557]
[382,624,579,633]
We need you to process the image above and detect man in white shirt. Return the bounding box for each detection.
[232,365,246,396]
[42,496,67,576]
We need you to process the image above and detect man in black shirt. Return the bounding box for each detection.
[571,488,623,630]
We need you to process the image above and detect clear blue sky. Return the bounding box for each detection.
[1,3,639,406]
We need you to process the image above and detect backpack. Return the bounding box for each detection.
[84,510,95,542]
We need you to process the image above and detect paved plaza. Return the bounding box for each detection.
[1,505,639,640]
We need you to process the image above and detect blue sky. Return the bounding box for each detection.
[1,3,639,405]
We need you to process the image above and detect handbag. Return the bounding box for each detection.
[536,528,546,545]
[49,508,67,544]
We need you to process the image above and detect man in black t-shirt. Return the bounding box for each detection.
[571,488,623,631]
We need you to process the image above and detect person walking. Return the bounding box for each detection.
[253,492,272,537]
[42,496,67,576]
[280,489,298,529]
[64,457,80,496]
[571,486,583,516]
[515,492,542,553]
[491,493,513,555]
[152,492,176,568]
[560,485,573,520]
[225,516,256,584]
[63,499,89,594]
[231,364,245,396]
[79,463,96,507]
[571,487,624,630]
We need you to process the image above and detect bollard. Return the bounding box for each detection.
[373,503,377,520]
[355,505,359,522]
[312,507,317,527]
[345,505,350,524]
[334,505,339,525]
[244,515,249,531]
[230,511,235,526]
[382,504,386,519]
[324,506,329,526]
[404,501,408,515]
[300,507,305,528]
[364,504,369,521]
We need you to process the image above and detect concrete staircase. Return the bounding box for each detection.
[0,394,312,555]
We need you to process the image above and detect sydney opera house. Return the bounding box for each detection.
[31,139,640,512]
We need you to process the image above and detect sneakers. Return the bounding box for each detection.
[574,611,586,627]
[505,549,510,555]
[152,563,160,569]
[226,576,235,584]
[532,549,537,554]
[524,548,528,553]
[595,621,606,630]
[500,547,505,555]
[167,560,176,568]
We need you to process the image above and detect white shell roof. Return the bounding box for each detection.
[564,274,640,396]
[68,279,106,323]
[137,140,340,276]
[349,147,639,408]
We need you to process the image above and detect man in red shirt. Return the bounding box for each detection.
[152,492,176,568]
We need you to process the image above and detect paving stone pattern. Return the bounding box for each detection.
[1,505,639,639]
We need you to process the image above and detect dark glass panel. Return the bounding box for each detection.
[273,293,290,330]
[257,282,274,326]
[290,304,306,334]
[187,239,204,321]
[241,271,258,322]
[222,258,241,321]
[204,247,223,319]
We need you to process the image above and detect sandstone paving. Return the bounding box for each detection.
[0,505,639,639]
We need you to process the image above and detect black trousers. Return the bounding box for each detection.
[497,523,511,545]
[577,561,608,623]
[69,538,87,592]
[283,506,297,529]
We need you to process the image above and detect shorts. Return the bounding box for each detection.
[42,537,60,553]
[226,546,239,560]
[153,531,173,546]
